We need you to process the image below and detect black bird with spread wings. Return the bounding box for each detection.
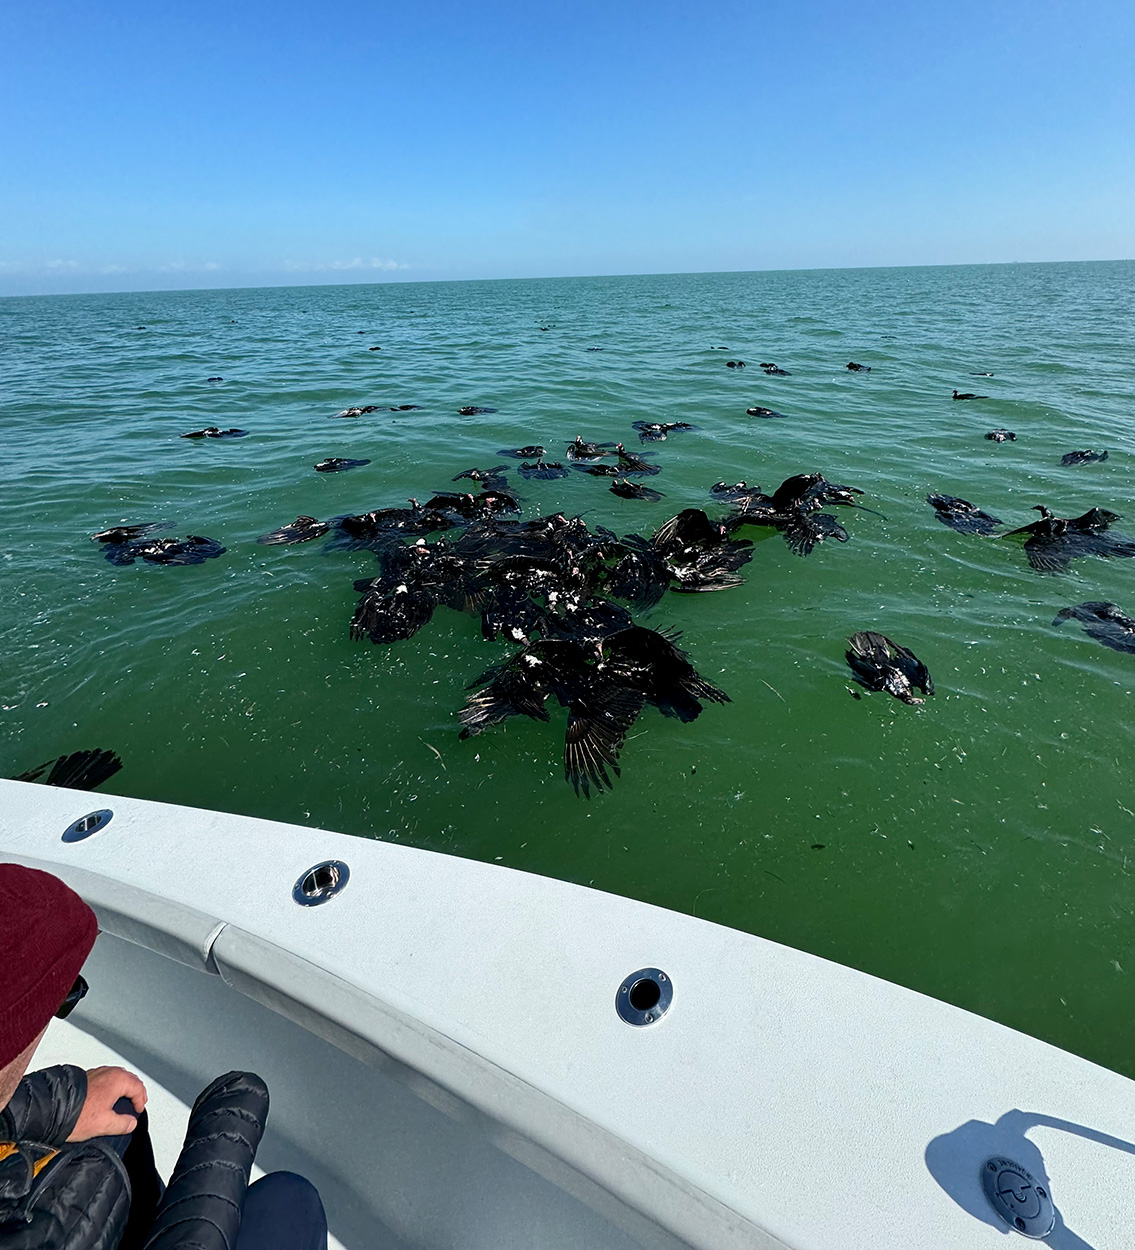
[719,473,870,557]
[1053,602,1135,654]
[459,627,728,796]
[1002,505,1135,574]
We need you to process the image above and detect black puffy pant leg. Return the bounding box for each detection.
[142,1070,269,1250]
[235,1172,328,1250]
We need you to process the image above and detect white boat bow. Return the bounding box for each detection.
[3,777,1135,1249]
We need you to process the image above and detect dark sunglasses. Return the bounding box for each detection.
[55,975,88,1020]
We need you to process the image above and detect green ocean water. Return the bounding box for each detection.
[4,261,1135,1075]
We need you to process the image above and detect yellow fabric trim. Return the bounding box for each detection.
[31,1148,58,1177]
[0,1141,58,1175]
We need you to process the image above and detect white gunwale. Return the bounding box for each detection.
[3,776,1135,1249]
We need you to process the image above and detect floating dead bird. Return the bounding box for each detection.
[257,515,330,545]
[952,389,986,400]
[602,626,730,723]
[181,426,248,439]
[519,459,571,480]
[760,363,791,376]
[780,512,848,556]
[1003,504,1135,573]
[772,473,864,511]
[205,376,223,382]
[631,420,695,443]
[480,585,553,647]
[458,638,638,796]
[846,632,934,705]
[541,598,635,645]
[458,626,727,796]
[1005,505,1122,538]
[722,473,870,556]
[1061,449,1109,466]
[422,489,521,520]
[334,501,458,545]
[725,360,746,368]
[98,532,226,566]
[14,748,123,791]
[453,465,509,490]
[926,493,1003,535]
[846,362,870,372]
[315,457,371,472]
[610,478,664,501]
[612,444,660,475]
[585,346,604,351]
[351,578,438,646]
[652,508,728,552]
[577,462,622,477]
[91,522,169,545]
[652,508,753,590]
[565,436,616,460]
[602,539,673,610]
[350,579,440,645]
[985,429,1016,442]
[350,539,486,645]
[498,444,546,459]
[1053,601,1135,654]
[972,372,994,377]
[746,406,788,418]
[332,403,418,418]
[457,405,498,415]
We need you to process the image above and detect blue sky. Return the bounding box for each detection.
[1,0,1132,294]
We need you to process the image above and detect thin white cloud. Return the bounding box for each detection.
[281,256,409,273]
[155,261,221,273]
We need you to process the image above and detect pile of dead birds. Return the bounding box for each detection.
[262,492,760,796]
[244,450,882,795]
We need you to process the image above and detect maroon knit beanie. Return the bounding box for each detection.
[0,864,98,1068]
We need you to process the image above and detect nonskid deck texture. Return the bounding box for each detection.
[4,778,1135,1249]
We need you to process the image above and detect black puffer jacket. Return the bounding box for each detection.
[0,1065,131,1250]
[1,1069,268,1250]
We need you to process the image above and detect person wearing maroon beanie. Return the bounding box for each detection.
[0,864,147,1140]
[0,865,327,1250]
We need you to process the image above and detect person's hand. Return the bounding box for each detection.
[66,1066,147,1141]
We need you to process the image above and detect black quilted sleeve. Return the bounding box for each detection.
[0,1141,131,1250]
[140,1071,268,1250]
[0,1067,87,1147]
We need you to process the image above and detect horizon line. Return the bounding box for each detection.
[1,255,1132,301]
